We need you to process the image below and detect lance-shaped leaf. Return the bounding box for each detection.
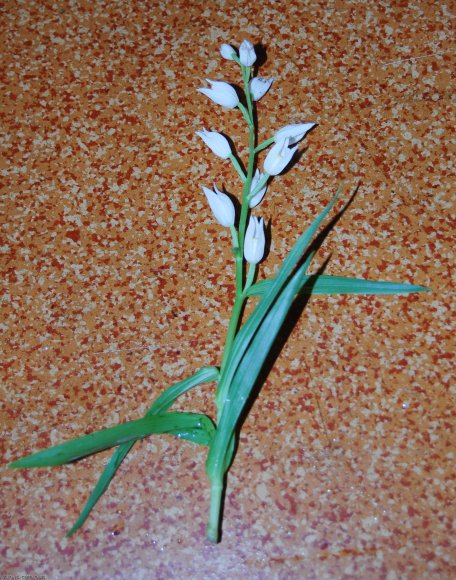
[215,187,341,409]
[65,366,218,535]
[10,412,215,469]
[8,366,219,535]
[207,258,314,497]
[246,274,430,297]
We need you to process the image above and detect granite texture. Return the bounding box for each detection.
[1,0,454,578]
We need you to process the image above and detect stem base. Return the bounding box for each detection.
[207,480,223,543]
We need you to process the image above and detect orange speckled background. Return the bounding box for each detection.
[1,0,455,578]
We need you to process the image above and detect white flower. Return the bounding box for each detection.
[249,169,267,208]
[196,129,232,159]
[239,40,256,66]
[263,138,297,175]
[249,77,273,101]
[220,43,236,60]
[244,216,265,264]
[202,185,235,227]
[274,123,316,145]
[197,79,239,109]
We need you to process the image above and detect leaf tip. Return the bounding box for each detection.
[8,459,25,469]
[402,283,431,294]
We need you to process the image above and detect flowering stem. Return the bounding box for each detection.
[212,60,260,538]
[237,194,249,262]
[215,66,256,417]
[238,67,256,261]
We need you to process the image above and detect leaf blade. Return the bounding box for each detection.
[207,259,311,479]
[10,412,215,469]
[216,188,341,407]
[9,366,219,535]
[247,274,430,297]
[63,365,219,535]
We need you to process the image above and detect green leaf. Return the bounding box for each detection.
[145,366,219,415]
[9,412,215,469]
[215,187,341,409]
[207,258,317,480]
[64,365,219,536]
[173,415,216,446]
[247,274,430,297]
[67,443,129,536]
[9,365,219,536]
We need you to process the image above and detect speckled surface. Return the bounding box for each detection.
[1,0,455,578]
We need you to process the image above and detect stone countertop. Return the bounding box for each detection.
[1,0,454,578]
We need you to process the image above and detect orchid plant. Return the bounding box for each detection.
[9,39,428,543]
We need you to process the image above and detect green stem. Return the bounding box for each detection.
[237,195,250,261]
[207,478,223,543]
[220,279,243,363]
[238,68,256,261]
[211,64,260,539]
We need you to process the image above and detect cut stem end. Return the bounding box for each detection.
[207,480,224,543]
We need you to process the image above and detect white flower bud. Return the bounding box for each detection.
[274,123,316,145]
[220,43,237,60]
[196,129,232,159]
[249,77,273,101]
[202,185,235,227]
[263,138,297,176]
[249,169,267,208]
[244,216,265,264]
[239,40,256,66]
[197,79,239,109]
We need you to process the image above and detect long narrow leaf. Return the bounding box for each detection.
[247,274,430,297]
[67,444,129,536]
[45,365,218,536]
[10,412,215,469]
[207,260,311,480]
[146,366,220,415]
[65,366,218,535]
[216,188,341,407]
